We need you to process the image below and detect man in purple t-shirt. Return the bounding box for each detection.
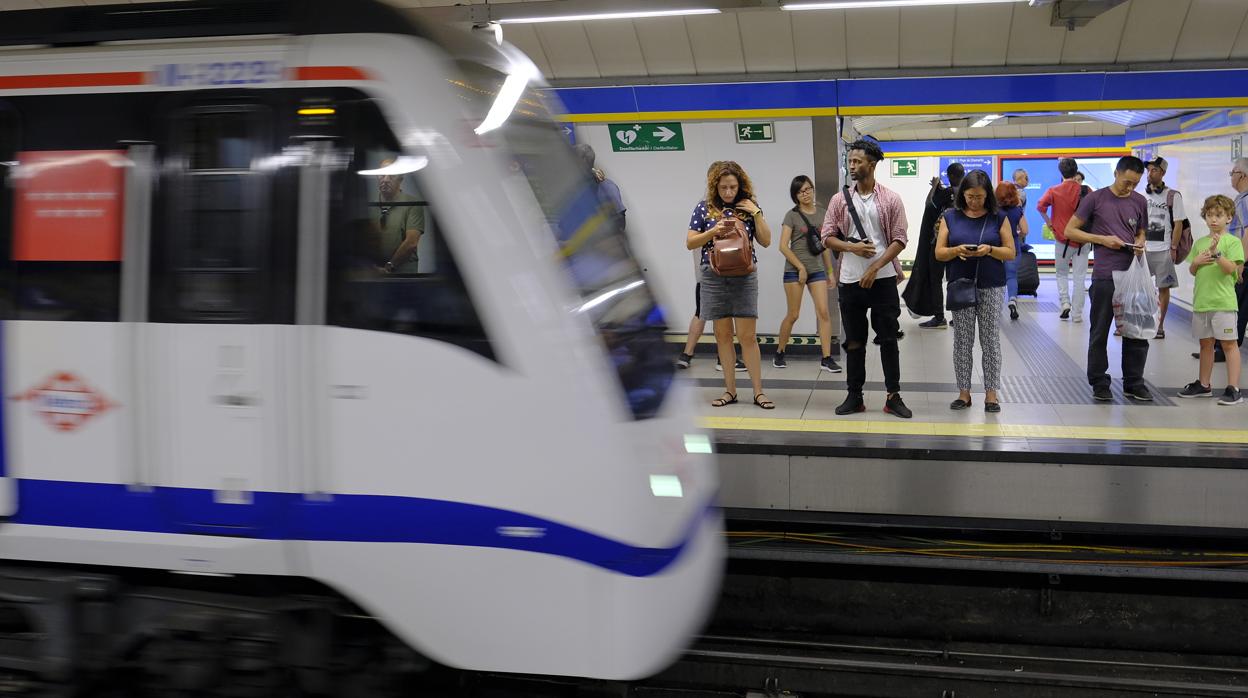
[1065,156,1149,403]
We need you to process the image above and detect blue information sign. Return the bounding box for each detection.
[938,156,995,185]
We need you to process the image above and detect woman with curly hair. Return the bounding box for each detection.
[687,161,774,409]
[995,180,1029,320]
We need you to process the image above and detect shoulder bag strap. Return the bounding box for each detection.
[842,185,868,242]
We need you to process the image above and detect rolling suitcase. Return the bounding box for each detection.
[1016,249,1039,297]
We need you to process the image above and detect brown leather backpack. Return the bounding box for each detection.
[710,209,755,277]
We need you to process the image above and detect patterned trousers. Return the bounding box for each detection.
[952,286,1004,392]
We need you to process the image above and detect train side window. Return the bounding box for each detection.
[5,106,123,322]
[0,107,13,318]
[325,101,492,360]
[151,104,294,323]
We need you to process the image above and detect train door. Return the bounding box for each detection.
[146,102,296,534]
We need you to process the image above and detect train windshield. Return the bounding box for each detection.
[501,119,674,420]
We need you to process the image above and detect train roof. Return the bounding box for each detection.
[0,0,423,48]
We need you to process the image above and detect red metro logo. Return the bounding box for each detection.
[11,372,116,432]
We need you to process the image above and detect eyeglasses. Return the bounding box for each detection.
[798,187,814,195]
[1232,171,1246,178]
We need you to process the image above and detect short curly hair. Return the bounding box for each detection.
[1202,194,1236,220]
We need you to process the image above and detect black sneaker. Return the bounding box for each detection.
[1194,351,1228,363]
[1178,381,1213,399]
[821,356,843,373]
[1092,385,1113,402]
[676,353,693,369]
[1219,386,1243,406]
[1009,302,1019,320]
[1060,306,1071,320]
[773,352,787,368]
[734,359,746,372]
[884,393,913,419]
[835,393,866,415]
[919,317,948,329]
[1125,384,1153,402]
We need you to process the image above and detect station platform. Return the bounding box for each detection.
[683,277,1248,535]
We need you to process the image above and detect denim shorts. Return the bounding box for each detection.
[783,269,829,284]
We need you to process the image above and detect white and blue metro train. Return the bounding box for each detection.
[0,0,720,688]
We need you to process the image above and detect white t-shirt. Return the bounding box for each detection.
[1145,188,1186,253]
[839,189,898,285]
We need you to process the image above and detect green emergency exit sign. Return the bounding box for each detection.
[736,122,774,143]
[891,158,919,177]
[609,122,684,152]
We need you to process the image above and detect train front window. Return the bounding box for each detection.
[498,119,673,420]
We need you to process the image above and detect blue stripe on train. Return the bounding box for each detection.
[11,479,714,578]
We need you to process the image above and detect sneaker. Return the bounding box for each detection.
[1008,302,1019,321]
[1125,384,1153,402]
[919,317,948,329]
[676,353,693,369]
[1072,315,1083,324]
[716,358,748,372]
[835,393,866,415]
[1060,305,1071,320]
[1219,386,1243,406]
[1178,381,1213,398]
[1092,385,1113,402]
[897,330,906,340]
[773,352,787,369]
[821,356,843,373]
[1193,351,1228,363]
[883,393,913,419]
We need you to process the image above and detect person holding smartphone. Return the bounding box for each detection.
[935,170,1015,412]
[1065,156,1150,403]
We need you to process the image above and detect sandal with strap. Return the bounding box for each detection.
[711,392,737,407]
[753,393,776,410]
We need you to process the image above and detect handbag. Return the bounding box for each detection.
[945,214,992,311]
[795,208,825,257]
[709,208,755,277]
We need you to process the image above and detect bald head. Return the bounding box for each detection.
[377,157,403,200]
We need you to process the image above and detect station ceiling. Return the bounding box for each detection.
[3,0,1245,88]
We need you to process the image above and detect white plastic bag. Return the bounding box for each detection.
[1112,255,1159,340]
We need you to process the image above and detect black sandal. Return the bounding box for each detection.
[711,392,737,407]
[753,393,776,410]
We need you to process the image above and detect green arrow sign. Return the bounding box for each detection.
[609,122,684,152]
[891,158,919,177]
[736,121,774,143]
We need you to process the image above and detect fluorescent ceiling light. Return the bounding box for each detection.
[497,8,720,24]
[357,156,429,176]
[971,114,1003,128]
[784,0,1025,10]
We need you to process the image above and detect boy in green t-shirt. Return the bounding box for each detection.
[1179,195,1245,405]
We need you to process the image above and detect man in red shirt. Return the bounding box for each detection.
[1037,158,1090,322]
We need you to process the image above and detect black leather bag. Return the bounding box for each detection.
[795,208,825,257]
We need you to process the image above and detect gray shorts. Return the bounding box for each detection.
[1193,310,1238,340]
[699,266,758,321]
[1146,250,1179,289]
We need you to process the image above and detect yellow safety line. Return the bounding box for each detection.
[699,415,1248,444]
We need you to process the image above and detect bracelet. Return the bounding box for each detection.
[752,209,763,217]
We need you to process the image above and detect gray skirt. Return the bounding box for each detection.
[699,266,758,321]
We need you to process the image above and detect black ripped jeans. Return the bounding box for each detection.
[839,281,902,395]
